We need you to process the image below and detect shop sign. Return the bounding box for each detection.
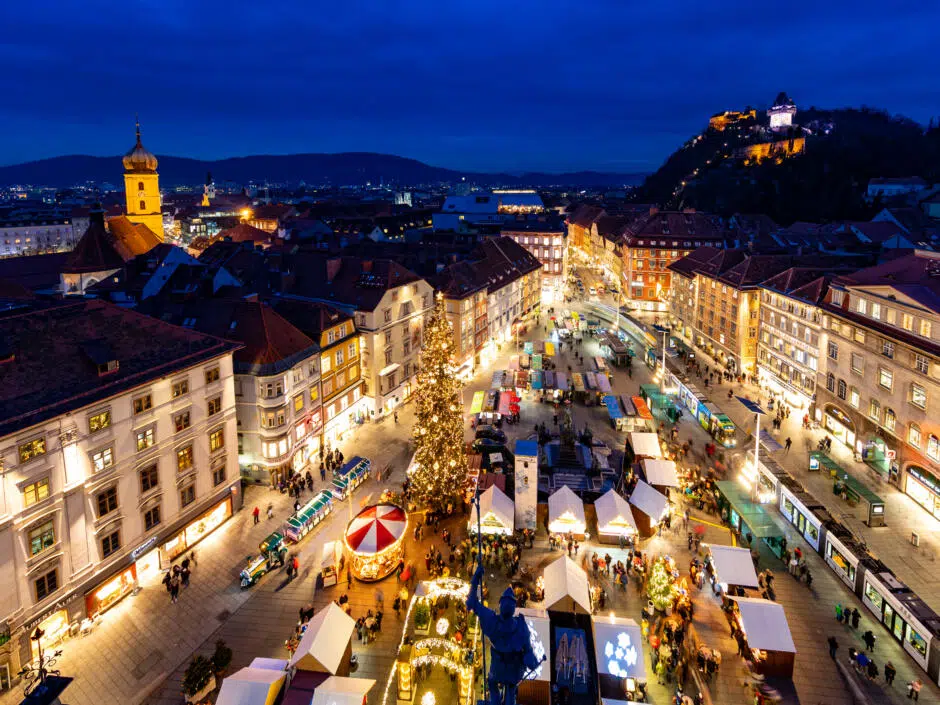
[131,536,158,560]
[25,593,78,631]
[886,450,896,460]
[825,405,853,428]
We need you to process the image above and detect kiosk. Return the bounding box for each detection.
[216,667,286,705]
[729,597,796,678]
[468,485,514,536]
[543,555,593,615]
[628,480,669,538]
[593,489,638,545]
[289,603,356,675]
[548,486,587,538]
[703,544,760,594]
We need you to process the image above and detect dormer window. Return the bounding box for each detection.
[82,340,119,377]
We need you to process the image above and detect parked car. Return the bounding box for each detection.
[475,425,507,443]
[472,437,505,452]
[589,287,597,296]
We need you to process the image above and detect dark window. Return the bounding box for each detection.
[101,530,120,557]
[139,200,146,210]
[140,465,159,493]
[208,397,222,416]
[137,181,144,191]
[96,487,118,517]
[212,462,226,487]
[144,505,161,531]
[205,367,220,384]
[35,569,58,600]
[180,485,195,508]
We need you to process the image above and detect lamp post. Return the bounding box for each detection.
[659,330,667,394]
[18,627,72,703]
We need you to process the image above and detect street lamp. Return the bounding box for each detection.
[18,627,72,702]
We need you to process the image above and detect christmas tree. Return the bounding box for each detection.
[410,292,468,508]
[646,558,675,612]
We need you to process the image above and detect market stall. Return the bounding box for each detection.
[602,395,627,431]
[628,480,669,538]
[289,603,356,675]
[626,432,662,461]
[311,676,375,705]
[468,485,514,536]
[543,555,593,615]
[595,374,612,394]
[249,657,288,671]
[593,489,638,545]
[640,459,679,494]
[548,486,586,538]
[343,502,408,581]
[703,544,759,594]
[593,615,646,702]
[729,597,796,677]
[216,667,286,705]
[321,540,344,587]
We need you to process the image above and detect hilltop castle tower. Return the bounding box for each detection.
[123,117,164,239]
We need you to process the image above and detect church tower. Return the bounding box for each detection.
[123,117,164,239]
[201,171,215,207]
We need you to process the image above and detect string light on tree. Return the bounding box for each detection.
[410,292,468,508]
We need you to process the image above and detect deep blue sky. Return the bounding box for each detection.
[1,1,936,172]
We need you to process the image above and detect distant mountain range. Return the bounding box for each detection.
[0,152,646,189]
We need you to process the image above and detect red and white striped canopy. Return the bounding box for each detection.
[345,504,407,554]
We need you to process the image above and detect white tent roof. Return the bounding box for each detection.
[548,486,585,526]
[642,459,679,488]
[706,544,759,588]
[289,602,356,673]
[594,489,638,534]
[216,667,285,705]
[310,676,376,705]
[248,657,288,672]
[629,432,662,459]
[477,485,514,530]
[543,555,592,614]
[731,597,796,653]
[593,615,645,680]
[629,480,669,521]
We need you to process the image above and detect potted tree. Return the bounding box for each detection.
[182,655,216,704]
[413,602,431,635]
[212,639,233,677]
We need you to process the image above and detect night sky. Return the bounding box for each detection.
[1,1,936,172]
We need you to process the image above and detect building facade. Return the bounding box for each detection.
[0,301,239,683]
[815,252,940,520]
[437,262,489,377]
[501,220,567,304]
[0,216,75,258]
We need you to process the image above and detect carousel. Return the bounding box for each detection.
[343,503,408,581]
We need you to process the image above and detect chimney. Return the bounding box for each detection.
[326,257,342,282]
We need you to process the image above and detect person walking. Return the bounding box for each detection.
[863,629,876,652]
[908,678,922,700]
[884,661,896,686]
[170,574,180,603]
[851,608,861,629]
[827,635,838,660]
[785,437,792,453]
[292,555,300,579]
[252,506,260,524]
[266,503,274,520]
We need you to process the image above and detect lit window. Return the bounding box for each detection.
[136,427,155,451]
[920,320,932,338]
[29,520,55,556]
[902,313,913,331]
[871,302,881,320]
[850,387,860,408]
[909,424,922,448]
[92,446,114,472]
[294,394,304,412]
[23,478,50,507]
[856,298,867,315]
[884,408,896,432]
[879,368,893,390]
[927,435,940,461]
[321,356,331,373]
[89,410,111,433]
[869,398,881,421]
[911,383,927,410]
[18,438,47,464]
[209,428,225,452]
[177,445,194,472]
[914,354,929,375]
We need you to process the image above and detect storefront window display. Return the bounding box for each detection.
[85,565,136,617]
[29,610,69,661]
[905,466,940,520]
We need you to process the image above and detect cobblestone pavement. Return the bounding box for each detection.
[5,294,938,705]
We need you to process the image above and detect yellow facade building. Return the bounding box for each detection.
[123,119,164,239]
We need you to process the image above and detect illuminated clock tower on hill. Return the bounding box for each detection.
[122,118,164,239]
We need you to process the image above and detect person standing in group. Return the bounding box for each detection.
[170,574,180,603]
[827,635,838,660]
[252,506,260,524]
[863,629,876,652]
[851,608,861,629]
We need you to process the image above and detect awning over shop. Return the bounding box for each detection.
[548,486,586,534]
[545,341,556,356]
[216,668,286,705]
[716,481,787,539]
[595,374,612,393]
[491,371,504,390]
[731,597,796,653]
[629,432,662,459]
[593,616,645,680]
[629,480,669,522]
[469,485,514,535]
[584,371,597,390]
[498,393,512,417]
[543,555,592,614]
[532,354,543,370]
[705,544,759,588]
[531,370,543,389]
[543,371,555,389]
[289,603,356,674]
[470,391,485,414]
[556,372,569,391]
[310,677,376,705]
[642,459,679,488]
[594,489,638,536]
